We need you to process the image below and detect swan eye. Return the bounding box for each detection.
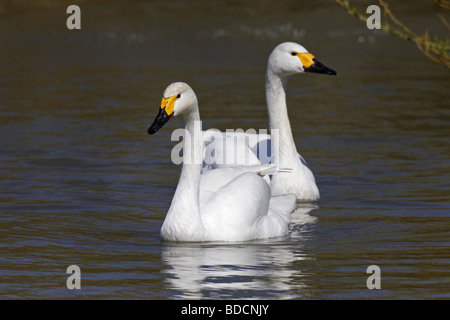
[176,94,181,99]
[291,51,297,56]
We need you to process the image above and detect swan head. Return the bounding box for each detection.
[267,42,336,77]
[148,82,198,134]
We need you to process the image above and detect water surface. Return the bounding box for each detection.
[0,0,449,299]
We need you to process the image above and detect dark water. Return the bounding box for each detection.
[0,1,449,299]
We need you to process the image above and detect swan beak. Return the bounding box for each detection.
[297,52,337,75]
[148,96,176,134]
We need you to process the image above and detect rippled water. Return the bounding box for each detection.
[0,1,449,299]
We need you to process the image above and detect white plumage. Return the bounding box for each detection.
[202,42,336,201]
[148,82,297,242]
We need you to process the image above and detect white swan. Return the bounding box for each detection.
[148,82,297,242]
[203,42,336,201]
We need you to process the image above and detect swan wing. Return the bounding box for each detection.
[203,131,308,168]
[200,172,271,241]
[200,165,274,207]
[202,131,271,170]
[200,171,296,241]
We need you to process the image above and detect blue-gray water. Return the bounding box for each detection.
[0,1,449,299]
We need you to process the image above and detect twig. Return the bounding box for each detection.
[334,0,450,69]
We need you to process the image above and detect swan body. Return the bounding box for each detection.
[202,42,336,201]
[148,82,296,242]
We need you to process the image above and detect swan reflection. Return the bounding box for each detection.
[161,206,317,299]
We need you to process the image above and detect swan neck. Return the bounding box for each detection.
[266,70,286,111]
[265,70,298,166]
[164,107,204,238]
[177,109,202,202]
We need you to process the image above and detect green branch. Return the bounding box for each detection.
[334,0,450,69]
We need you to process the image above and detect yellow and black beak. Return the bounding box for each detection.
[296,52,337,75]
[148,95,177,135]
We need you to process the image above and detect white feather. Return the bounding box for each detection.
[150,82,297,242]
[202,42,329,201]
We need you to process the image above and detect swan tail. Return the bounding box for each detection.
[257,193,296,238]
[269,193,297,216]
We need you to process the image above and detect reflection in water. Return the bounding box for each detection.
[1,0,449,299]
[161,207,316,299]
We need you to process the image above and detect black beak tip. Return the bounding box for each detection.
[306,58,337,76]
[148,108,171,135]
